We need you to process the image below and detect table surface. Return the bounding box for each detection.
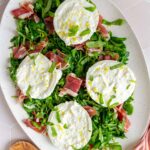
[0,0,150,149]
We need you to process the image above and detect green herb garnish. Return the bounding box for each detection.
[130,80,136,83]
[85,6,96,12]
[113,86,117,93]
[51,126,57,137]
[103,18,125,26]
[126,84,130,89]
[99,93,104,104]
[63,124,69,129]
[56,111,61,123]
[49,62,56,73]
[26,85,31,97]
[68,25,79,37]
[85,0,96,12]
[110,63,124,70]
[80,28,91,36]
[89,75,94,81]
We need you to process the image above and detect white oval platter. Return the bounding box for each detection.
[0,0,150,149]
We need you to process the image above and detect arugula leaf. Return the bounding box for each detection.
[111,36,127,42]
[68,25,79,37]
[123,96,134,115]
[42,0,52,18]
[86,40,104,49]
[107,95,116,107]
[9,57,21,83]
[123,103,133,115]
[32,121,41,129]
[103,18,125,26]
[56,0,60,7]
[110,102,119,108]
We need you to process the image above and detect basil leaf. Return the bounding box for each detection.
[80,28,91,36]
[103,19,125,26]
[68,25,79,37]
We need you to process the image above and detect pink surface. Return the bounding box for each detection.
[134,123,150,150]
[0,0,150,150]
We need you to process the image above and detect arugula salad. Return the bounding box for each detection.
[9,0,136,149]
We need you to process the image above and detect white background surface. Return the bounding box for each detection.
[0,0,150,149]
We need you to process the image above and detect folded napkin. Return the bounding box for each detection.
[134,122,150,150]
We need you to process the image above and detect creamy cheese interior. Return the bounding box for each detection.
[16,53,62,99]
[54,0,99,45]
[86,60,136,107]
[47,101,92,150]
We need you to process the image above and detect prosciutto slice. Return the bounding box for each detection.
[13,39,48,59]
[73,42,86,51]
[97,15,109,38]
[45,51,68,70]
[23,119,46,134]
[13,45,27,59]
[29,39,48,54]
[44,16,54,34]
[16,88,27,103]
[11,2,34,19]
[83,106,97,118]
[115,104,131,132]
[59,73,82,97]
